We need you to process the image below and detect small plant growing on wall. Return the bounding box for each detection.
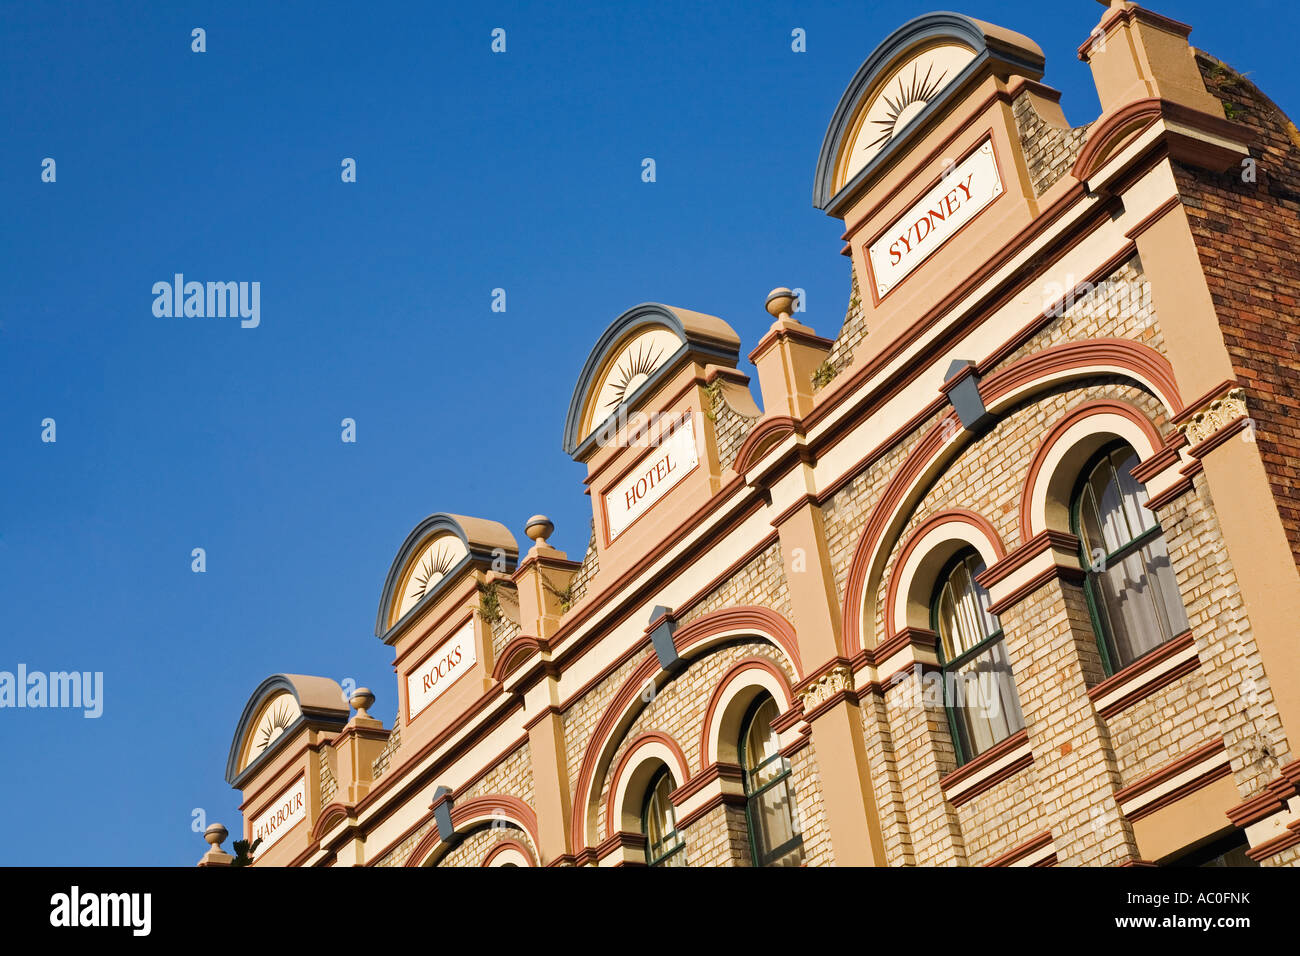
[542,575,577,614]
[812,360,837,391]
[704,378,726,422]
[475,581,502,625]
[231,837,262,867]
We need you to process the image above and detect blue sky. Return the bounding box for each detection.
[0,1,1294,866]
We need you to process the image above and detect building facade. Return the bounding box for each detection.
[200,2,1300,868]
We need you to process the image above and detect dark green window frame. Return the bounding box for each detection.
[929,550,1025,766]
[740,695,805,867]
[640,766,685,867]
[1070,441,1190,676]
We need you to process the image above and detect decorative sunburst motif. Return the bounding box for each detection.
[408,540,458,605]
[255,699,294,752]
[862,61,948,155]
[584,326,682,442]
[604,341,664,410]
[393,534,470,623]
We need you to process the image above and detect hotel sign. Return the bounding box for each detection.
[406,620,477,720]
[604,415,700,541]
[867,138,1002,299]
[251,777,306,852]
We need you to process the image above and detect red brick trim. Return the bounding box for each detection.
[1125,763,1233,824]
[872,627,940,666]
[1072,98,1249,181]
[1184,417,1251,459]
[401,793,541,867]
[1144,475,1196,512]
[569,605,801,854]
[482,838,537,867]
[977,530,1081,590]
[779,727,814,760]
[986,565,1085,616]
[675,787,748,831]
[1129,433,1187,483]
[604,731,691,839]
[1124,195,1183,242]
[980,339,1183,414]
[1226,759,1300,828]
[698,656,795,770]
[1113,737,1226,808]
[491,634,549,684]
[799,688,860,725]
[1088,630,1199,719]
[733,415,804,476]
[747,324,834,365]
[522,703,563,732]
[984,829,1055,867]
[941,729,1032,806]
[883,509,1007,637]
[768,493,822,530]
[1246,827,1300,862]
[671,761,744,806]
[592,830,649,866]
[770,699,806,734]
[1016,399,1166,542]
[310,802,352,843]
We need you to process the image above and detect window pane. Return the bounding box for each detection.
[1144,535,1190,635]
[970,556,1000,638]
[750,779,804,867]
[936,555,995,661]
[947,637,1025,759]
[742,695,804,867]
[1112,449,1156,536]
[937,583,958,659]
[743,698,779,770]
[1095,540,1187,668]
[1076,443,1191,674]
[952,561,985,655]
[1090,456,1132,553]
[643,770,685,866]
[1079,484,1107,562]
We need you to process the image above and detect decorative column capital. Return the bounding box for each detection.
[1177,387,1248,447]
[798,664,854,713]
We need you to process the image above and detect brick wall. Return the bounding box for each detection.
[1178,51,1300,572]
[710,385,760,470]
[459,741,535,807]
[371,818,433,868]
[678,540,792,627]
[435,823,532,867]
[954,765,1046,866]
[1108,670,1218,786]
[568,522,600,605]
[1012,89,1091,197]
[680,803,750,866]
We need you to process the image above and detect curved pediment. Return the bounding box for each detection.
[375,513,518,642]
[813,12,1044,215]
[225,674,349,786]
[562,303,740,459]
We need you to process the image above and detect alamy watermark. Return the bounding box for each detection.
[152,274,260,328]
[1041,271,1150,321]
[889,663,1006,718]
[0,665,103,718]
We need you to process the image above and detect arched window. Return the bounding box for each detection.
[931,550,1025,764]
[740,695,804,867]
[641,767,685,867]
[1072,442,1190,673]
